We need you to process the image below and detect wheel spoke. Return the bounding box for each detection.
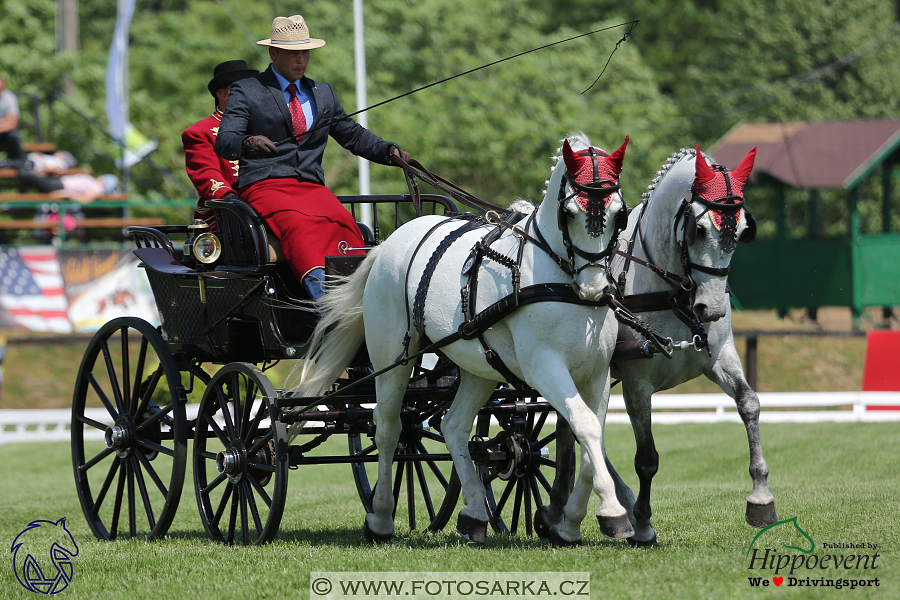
[247,462,276,473]
[532,412,548,439]
[91,456,122,514]
[205,412,229,447]
[246,473,272,509]
[135,437,175,457]
[415,440,449,488]
[524,478,533,537]
[110,464,127,540]
[77,413,110,431]
[121,329,131,415]
[211,481,233,526]
[244,400,268,443]
[80,446,114,473]
[134,448,169,498]
[246,430,273,456]
[202,472,228,495]
[135,402,174,432]
[132,456,157,531]
[392,461,404,516]
[418,429,446,443]
[229,372,243,439]
[413,459,436,522]
[226,486,239,544]
[406,461,415,530]
[494,478,516,514]
[127,460,137,537]
[197,450,218,460]
[100,339,126,415]
[535,468,552,493]
[239,484,250,546]
[534,431,557,449]
[87,372,119,420]
[218,389,236,439]
[243,481,263,539]
[129,336,149,417]
[133,366,165,422]
[355,442,376,457]
[511,480,524,535]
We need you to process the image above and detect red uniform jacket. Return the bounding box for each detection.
[182,109,240,224]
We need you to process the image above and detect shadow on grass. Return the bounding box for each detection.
[161,524,652,551]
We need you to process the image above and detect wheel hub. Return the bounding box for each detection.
[216,441,248,483]
[104,419,133,458]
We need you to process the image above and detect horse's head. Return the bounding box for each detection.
[542,133,629,301]
[676,146,757,321]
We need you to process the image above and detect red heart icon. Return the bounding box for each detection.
[773,577,783,586]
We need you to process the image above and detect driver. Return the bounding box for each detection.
[215,14,410,300]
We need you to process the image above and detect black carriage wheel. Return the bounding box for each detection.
[475,400,561,536]
[348,353,462,533]
[194,362,288,545]
[71,317,188,542]
[349,423,461,533]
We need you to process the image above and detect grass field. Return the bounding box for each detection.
[1,422,896,599]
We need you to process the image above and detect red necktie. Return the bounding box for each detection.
[286,83,307,139]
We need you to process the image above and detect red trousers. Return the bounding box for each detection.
[239,179,365,280]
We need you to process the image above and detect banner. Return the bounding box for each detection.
[0,247,159,334]
[105,0,156,168]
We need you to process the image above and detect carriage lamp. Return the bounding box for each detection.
[193,232,222,264]
[183,219,209,261]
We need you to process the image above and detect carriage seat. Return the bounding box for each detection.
[208,198,374,271]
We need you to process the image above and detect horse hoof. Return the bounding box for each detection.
[626,532,657,547]
[746,501,777,528]
[546,529,582,548]
[533,506,551,540]
[363,519,392,543]
[597,514,634,539]
[457,514,488,545]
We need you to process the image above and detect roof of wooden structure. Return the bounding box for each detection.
[707,120,900,190]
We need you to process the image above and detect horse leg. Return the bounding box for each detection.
[622,381,659,546]
[440,373,497,544]
[707,347,777,527]
[364,361,417,542]
[528,361,632,542]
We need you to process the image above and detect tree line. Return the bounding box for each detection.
[1,0,898,235]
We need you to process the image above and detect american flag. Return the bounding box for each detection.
[0,247,72,333]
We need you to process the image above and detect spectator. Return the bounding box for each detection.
[18,171,119,203]
[0,77,26,166]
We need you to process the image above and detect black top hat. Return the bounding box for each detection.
[208,60,259,97]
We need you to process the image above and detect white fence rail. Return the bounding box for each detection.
[1,392,898,445]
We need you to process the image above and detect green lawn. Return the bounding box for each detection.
[1,422,897,599]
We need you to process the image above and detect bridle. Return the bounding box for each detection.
[532,147,627,276]
[617,157,757,353]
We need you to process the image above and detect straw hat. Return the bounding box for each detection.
[257,15,326,50]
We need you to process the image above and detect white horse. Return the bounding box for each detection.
[538,146,777,546]
[291,133,632,545]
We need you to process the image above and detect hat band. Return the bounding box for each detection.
[272,38,311,45]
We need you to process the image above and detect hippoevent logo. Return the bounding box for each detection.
[745,517,880,590]
[10,518,79,594]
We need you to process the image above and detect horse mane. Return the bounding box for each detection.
[509,198,536,214]
[641,146,716,203]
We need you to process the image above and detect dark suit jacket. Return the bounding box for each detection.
[216,65,393,189]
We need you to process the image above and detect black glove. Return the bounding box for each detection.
[242,135,279,158]
[221,192,239,202]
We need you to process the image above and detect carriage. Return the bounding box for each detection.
[70,192,561,545]
[70,137,776,548]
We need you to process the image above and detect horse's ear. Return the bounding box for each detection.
[731,147,757,184]
[606,135,629,177]
[694,145,716,184]
[562,139,584,174]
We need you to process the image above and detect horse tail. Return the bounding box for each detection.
[286,245,382,398]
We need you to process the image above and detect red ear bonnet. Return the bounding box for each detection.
[730,147,757,187]
[562,139,586,176]
[606,135,629,177]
